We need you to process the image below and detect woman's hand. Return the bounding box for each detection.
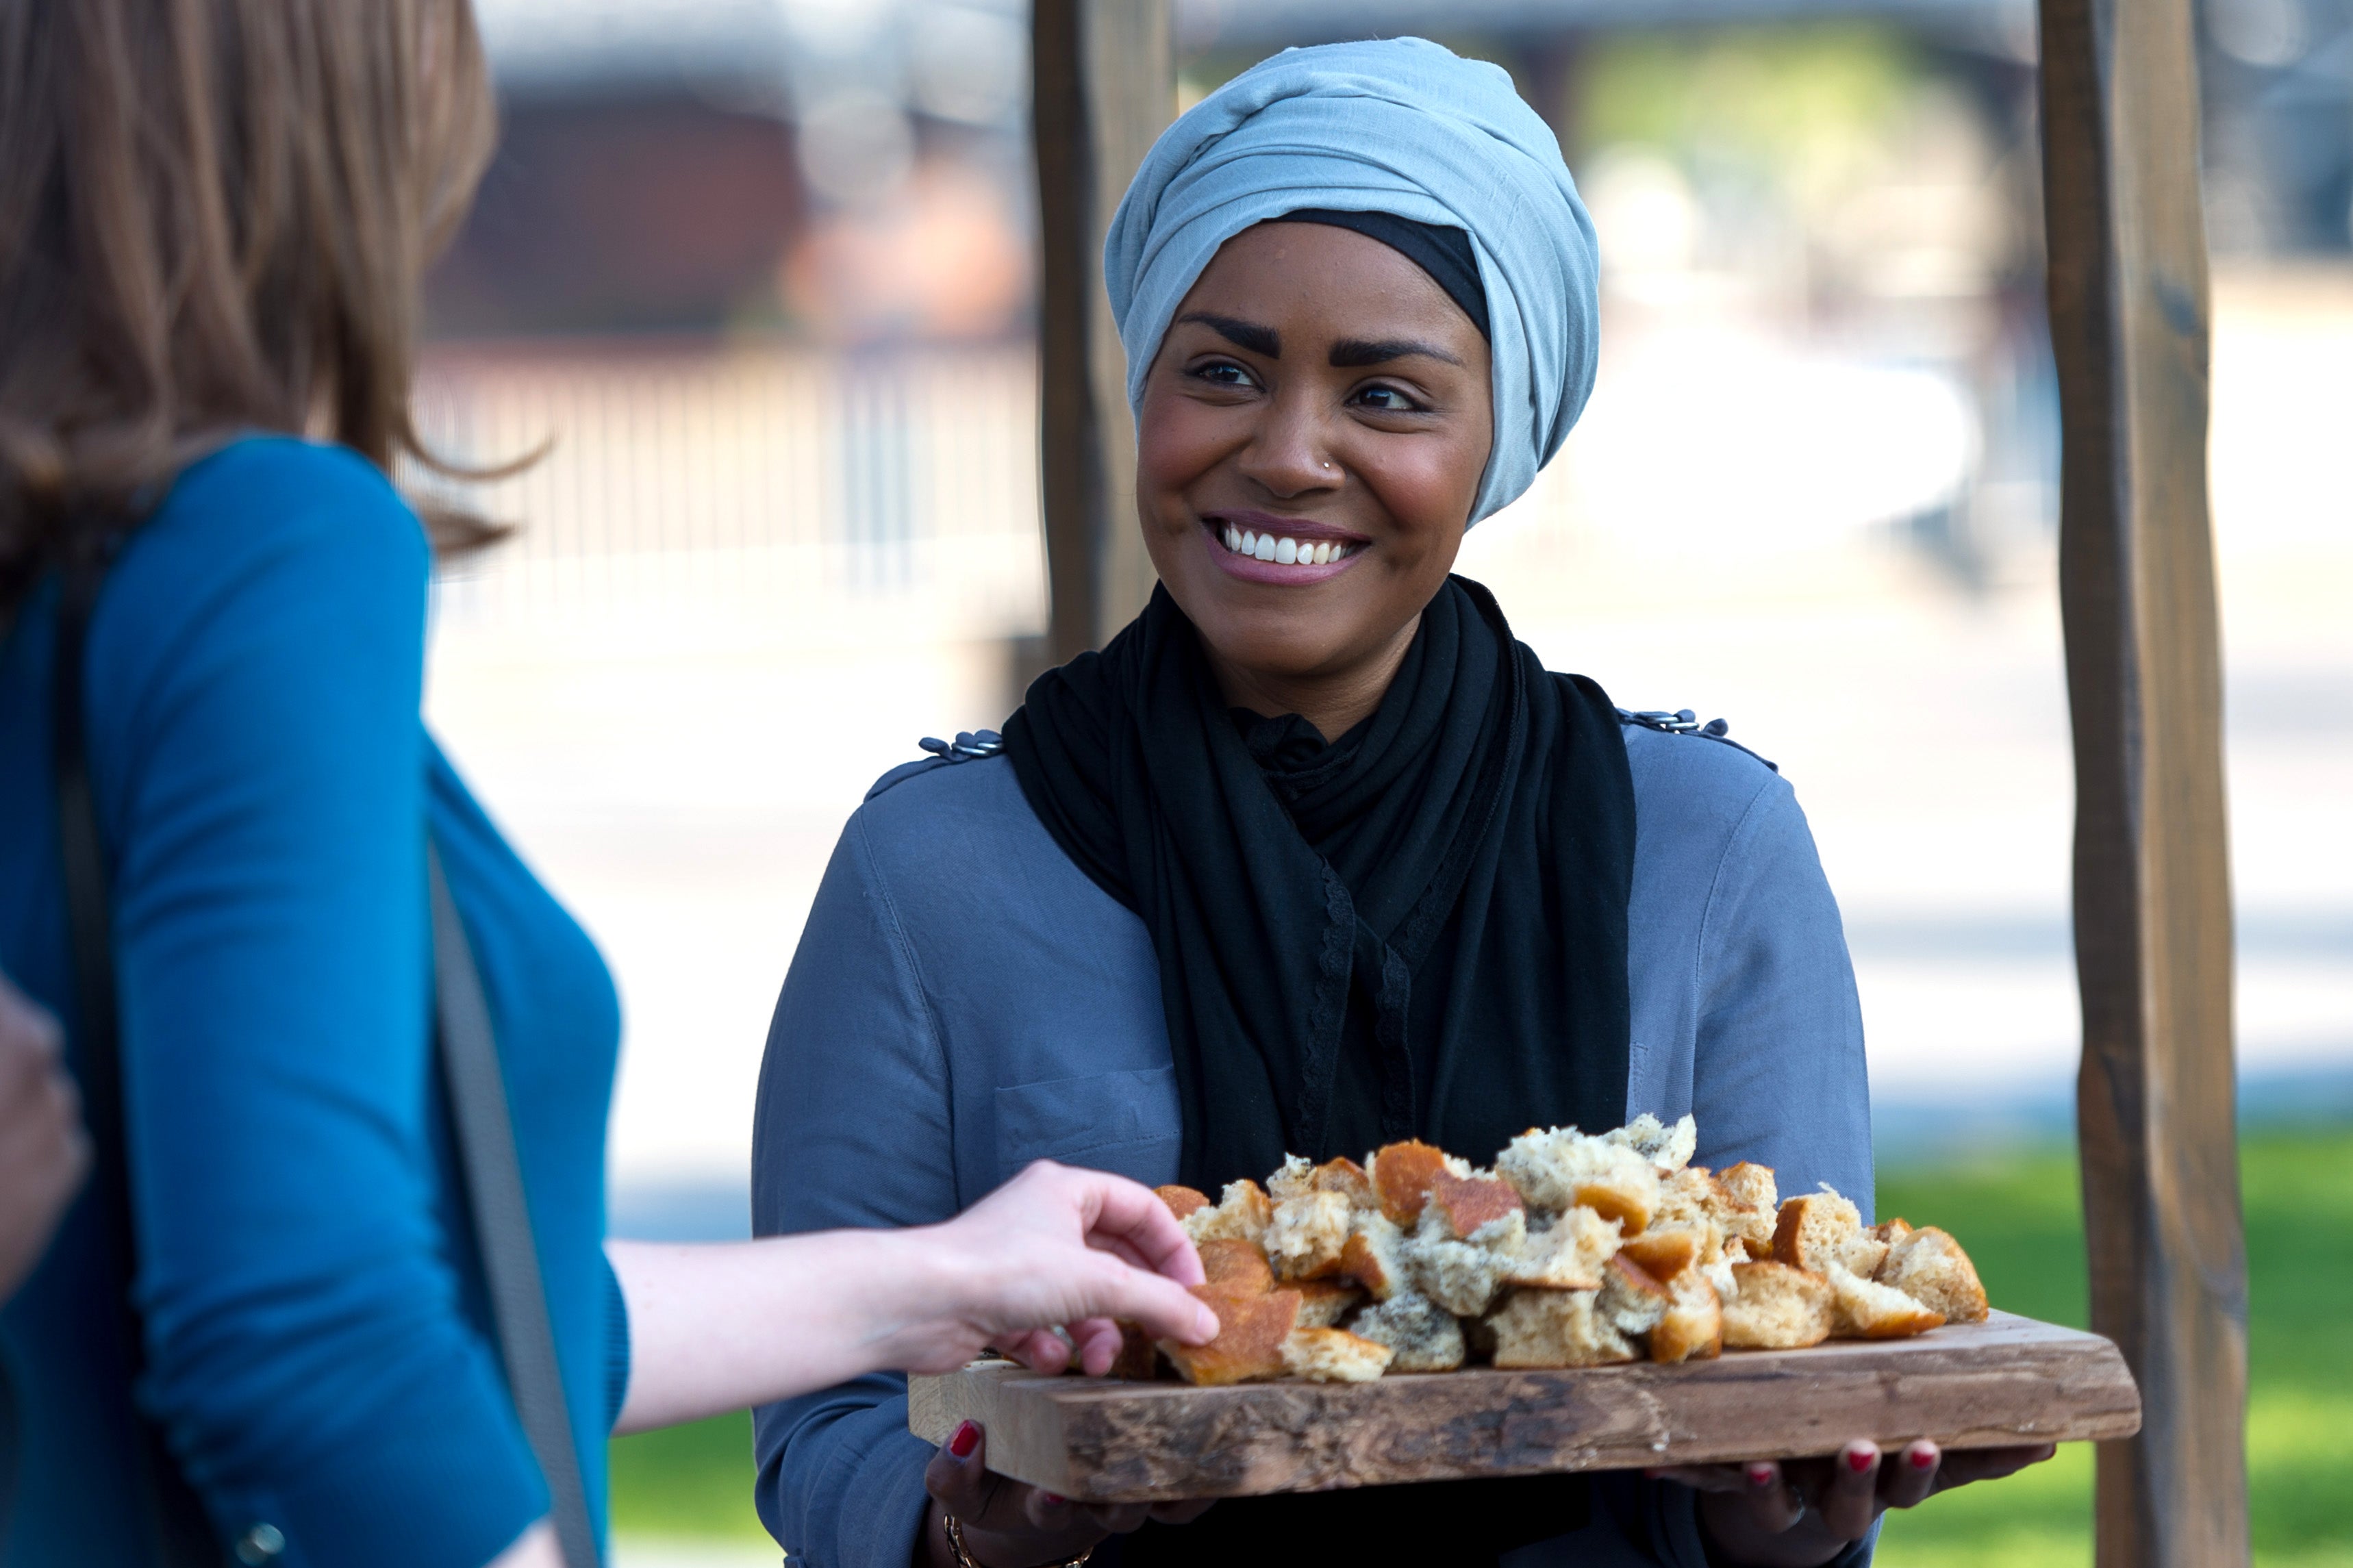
[921,1420,1212,1568]
[609,1161,1218,1432]
[1650,1439,2056,1567]
[0,972,88,1300]
[898,1159,1216,1378]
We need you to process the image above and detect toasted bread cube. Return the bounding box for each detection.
[1649,1272,1724,1364]
[1715,1163,1778,1213]
[1501,1206,1622,1290]
[1369,1141,1468,1226]
[1157,1185,1211,1222]
[1487,1288,1638,1369]
[1313,1156,1377,1211]
[1185,1179,1272,1247]
[1198,1237,1274,1296]
[1266,1190,1352,1281]
[1607,1113,1698,1173]
[1339,1211,1408,1301]
[1281,1326,1394,1383]
[1293,1278,1365,1330]
[1267,1155,1317,1202]
[1425,1170,1526,1240]
[1721,1261,1835,1350]
[1877,1226,1989,1324]
[1348,1289,1466,1372]
[1773,1188,1887,1279]
[1498,1126,1662,1230]
[1710,1166,1778,1255]
[1826,1263,1946,1339]
[1598,1254,1672,1338]
[1620,1224,1704,1282]
[1402,1204,1521,1317]
[1870,1217,1914,1248]
[1159,1285,1300,1386]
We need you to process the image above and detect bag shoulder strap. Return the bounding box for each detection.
[53,562,599,1568]
[428,847,601,1568]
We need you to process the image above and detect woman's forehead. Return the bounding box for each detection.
[1180,222,1477,339]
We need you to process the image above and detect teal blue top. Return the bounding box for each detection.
[0,438,627,1568]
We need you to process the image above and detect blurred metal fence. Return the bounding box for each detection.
[412,340,1047,638]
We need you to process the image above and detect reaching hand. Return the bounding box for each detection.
[0,972,89,1300]
[892,1159,1218,1378]
[1650,1439,2056,1567]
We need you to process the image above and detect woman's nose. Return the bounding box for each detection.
[1234,400,1342,498]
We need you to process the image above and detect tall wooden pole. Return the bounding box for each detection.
[1033,0,1173,666]
[2037,0,2250,1563]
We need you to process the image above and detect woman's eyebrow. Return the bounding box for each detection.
[1178,312,1280,357]
[1329,337,1464,368]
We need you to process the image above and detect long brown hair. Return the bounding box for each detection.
[0,0,503,599]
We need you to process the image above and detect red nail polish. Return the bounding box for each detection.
[948,1421,979,1459]
[1748,1464,1775,1487]
[1848,1447,1876,1474]
[1042,1494,1067,1506]
[1910,1446,1937,1471]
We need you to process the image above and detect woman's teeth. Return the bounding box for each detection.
[1220,526,1357,566]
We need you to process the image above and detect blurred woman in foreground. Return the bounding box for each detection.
[0,5,1212,1565]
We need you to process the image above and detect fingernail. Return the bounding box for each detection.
[1909,1445,1937,1471]
[1042,1493,1067,1506]
[948,1421,979,1459]
[1847,1446,1876,1474]
[1748,1464,1775,1487]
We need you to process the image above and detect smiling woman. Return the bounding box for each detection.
[750,36,2049,1568]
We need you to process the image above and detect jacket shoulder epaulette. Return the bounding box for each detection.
[1615,708,1778,774]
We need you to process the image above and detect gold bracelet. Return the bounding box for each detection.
[942,1513,1095,1568]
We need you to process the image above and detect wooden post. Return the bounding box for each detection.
[1032,0,1173,666]
[2037,0,2250,1563]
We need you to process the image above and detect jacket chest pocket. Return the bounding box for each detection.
[993,1066,1181,1187]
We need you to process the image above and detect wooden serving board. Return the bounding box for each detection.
[907,1311,2139,1502]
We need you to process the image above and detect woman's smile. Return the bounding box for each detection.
[1202,509,1370,583]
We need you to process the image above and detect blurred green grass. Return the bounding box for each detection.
[1872,1129,2353,1567]
[609,1130,2353,1560]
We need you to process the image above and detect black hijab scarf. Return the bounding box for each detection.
[1003,576,1636,1564]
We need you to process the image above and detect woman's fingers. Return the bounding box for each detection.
[1049,1163,1206,1287]
[1932,1442,2056,1492]
[1879,1440,1943,1510]
[1818,1443,1884,1539]
[923,1421,999,1523]
[1068,1318,1127,1376]
[1077,1259,1220,1348]
[994,1329,1072,1375]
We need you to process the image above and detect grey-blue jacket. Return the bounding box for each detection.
[751,718,1874,1568]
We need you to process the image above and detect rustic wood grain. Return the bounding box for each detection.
[1031,0,1171,663]
[2037,0,2251,1560]
[909,1312,2140,1502]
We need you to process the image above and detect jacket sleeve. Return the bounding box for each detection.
[751,809,961,1568]
[94,446,545,1568]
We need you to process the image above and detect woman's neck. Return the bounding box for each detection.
[1203,614,1421,742]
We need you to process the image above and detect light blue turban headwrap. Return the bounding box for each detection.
[1104,36,1600,526]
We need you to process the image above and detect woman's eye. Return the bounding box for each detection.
[1190,360,1259,390]
[1352,384,1425,413]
